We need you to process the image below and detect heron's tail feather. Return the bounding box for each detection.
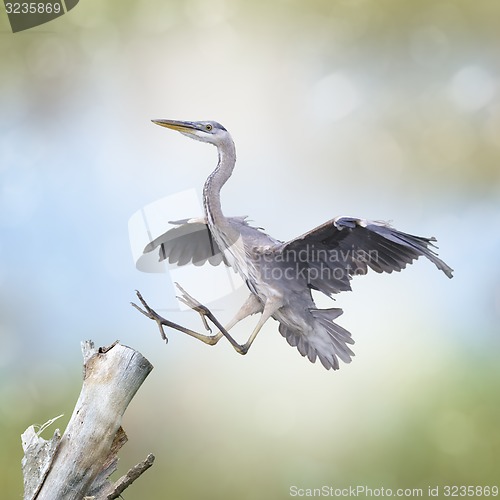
[278,308,355,370]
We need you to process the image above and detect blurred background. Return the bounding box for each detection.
[1,0,499,498]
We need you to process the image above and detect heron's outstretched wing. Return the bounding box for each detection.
[143,216,249,267]
[276,216,453,296]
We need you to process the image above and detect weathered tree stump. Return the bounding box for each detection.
[21,340,154,500]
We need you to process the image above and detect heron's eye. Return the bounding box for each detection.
[205,124,213,131]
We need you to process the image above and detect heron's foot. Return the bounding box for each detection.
[174,282,212,333]
[131,290,169,343]
[132,289,225,347]
[132,285,264,355]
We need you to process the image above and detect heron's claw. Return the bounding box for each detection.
[175,283,212,333]
[132,290,169,343]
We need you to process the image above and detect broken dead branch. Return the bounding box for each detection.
[22,341,154,500]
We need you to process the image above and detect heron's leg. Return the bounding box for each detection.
[212,293,263,339]
[132,290,222,345]
[175,284,263,352]
[235,297,282,355]
[131,288,262,348]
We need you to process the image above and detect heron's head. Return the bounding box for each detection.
[152,119,229,147]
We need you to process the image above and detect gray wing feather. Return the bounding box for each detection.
[276,216,453,296]
[143,216,249,267]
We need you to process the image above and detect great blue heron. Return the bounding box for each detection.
[133,119,453,370]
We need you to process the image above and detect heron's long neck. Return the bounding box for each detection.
[203,137,236,230]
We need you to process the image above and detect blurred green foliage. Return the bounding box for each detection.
[1,350,499,499]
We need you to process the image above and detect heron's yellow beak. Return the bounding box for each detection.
[151,119,199,133]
